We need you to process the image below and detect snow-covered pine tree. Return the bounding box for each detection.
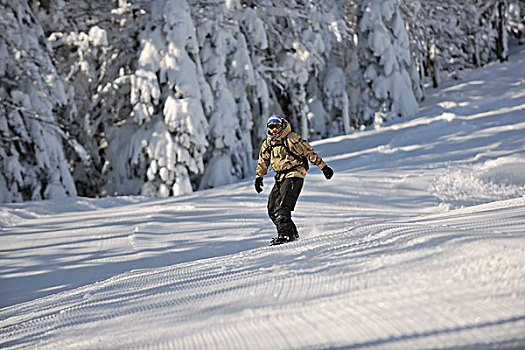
[451,0,509,65]
[251,0,355,138]
[507,1,525,43]
[0,1,79,202]
[193,1,262,189]
[398,0,450,88]
[356,0,420,125]
[396,0,427,92]
[8,0,520,204]
[39,1,111,197]
[462,0,501,68]
[114,0,211,197]
[36,0,150,197]
[400,0,512,87]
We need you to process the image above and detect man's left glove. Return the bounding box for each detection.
[255,177,264,193]
[322,166,334,180]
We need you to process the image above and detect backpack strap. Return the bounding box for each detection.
[281,134,308,169]
[265,134,309,175]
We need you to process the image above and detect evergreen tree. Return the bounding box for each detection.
[507,1,525,43]
[0,1,79,202]
[1,0,521,203]
[193,1,262,189]
[36,0,149,197]
[356,0,420,125]
[121,0,211,197]
[400,0,514,87]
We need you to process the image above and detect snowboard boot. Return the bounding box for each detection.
[270,234,297,246]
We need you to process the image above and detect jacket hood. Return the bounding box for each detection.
[267,119,292,142]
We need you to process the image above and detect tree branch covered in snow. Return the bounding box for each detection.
[399,0,520,87]
[0,1,77,202]
[355,0,420,125]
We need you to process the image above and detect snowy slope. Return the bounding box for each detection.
[1,48,525,349]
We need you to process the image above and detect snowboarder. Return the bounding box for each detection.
[255,115,334,245]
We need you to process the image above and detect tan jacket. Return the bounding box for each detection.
[256,120,327,181]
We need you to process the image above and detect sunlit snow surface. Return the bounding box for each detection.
[1,48,524,349]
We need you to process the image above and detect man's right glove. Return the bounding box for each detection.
[322,166,334,180]
[255,176,264,193]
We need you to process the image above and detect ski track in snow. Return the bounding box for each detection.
[1,49,525,349]
[1,198,524,349]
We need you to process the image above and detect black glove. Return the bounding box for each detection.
[322,166,334,180]
[255,177,264,193]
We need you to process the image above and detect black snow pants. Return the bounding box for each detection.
[267,177,304,239]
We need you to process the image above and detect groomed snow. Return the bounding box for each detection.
[1,47,524,349]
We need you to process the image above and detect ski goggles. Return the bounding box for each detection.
[267,123,282,130]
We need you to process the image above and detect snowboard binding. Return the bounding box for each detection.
[269,234,299,246]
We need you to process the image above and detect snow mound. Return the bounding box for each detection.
[429,156,525,208]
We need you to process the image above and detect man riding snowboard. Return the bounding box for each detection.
[255,115,334,245]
